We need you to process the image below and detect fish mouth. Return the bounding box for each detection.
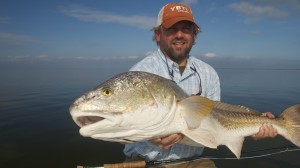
[70,108,117,128]
[73,111,127,139]
[70,109,125,137]
[76,116,105,127]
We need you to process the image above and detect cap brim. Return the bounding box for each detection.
[162,17,200,30]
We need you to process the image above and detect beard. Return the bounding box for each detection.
[166,46,191,63]
[163,39,193,63]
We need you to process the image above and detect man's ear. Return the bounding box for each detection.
[154,29,161,43]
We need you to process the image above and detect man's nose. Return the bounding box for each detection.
[174,29,184,37]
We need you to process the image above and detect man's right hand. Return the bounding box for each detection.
[151,133,184,149]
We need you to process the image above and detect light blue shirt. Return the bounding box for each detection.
[123,49,221,161]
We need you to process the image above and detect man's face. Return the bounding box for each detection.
[156,21,196,65]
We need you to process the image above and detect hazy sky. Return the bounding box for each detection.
[0,0,299,65]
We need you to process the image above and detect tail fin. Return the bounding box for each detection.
[279,104,300,147]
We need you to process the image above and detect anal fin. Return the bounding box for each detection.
[225,137,245,159]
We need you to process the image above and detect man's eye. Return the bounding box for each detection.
[182,27,193,32]
[167,28,177,32]
[165,27,193,33]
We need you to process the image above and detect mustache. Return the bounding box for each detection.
[172,39,187,43]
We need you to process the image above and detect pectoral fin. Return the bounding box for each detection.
[178,96,213,129]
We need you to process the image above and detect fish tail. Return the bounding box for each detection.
[279,104,300,147]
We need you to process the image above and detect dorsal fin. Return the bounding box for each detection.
[178,96,213,129]
[213,101,261,114]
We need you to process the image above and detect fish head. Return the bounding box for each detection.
[69,71,187,143]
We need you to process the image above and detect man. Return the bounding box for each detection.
[124,3,277,164]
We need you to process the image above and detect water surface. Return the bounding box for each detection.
[0,61,299,168]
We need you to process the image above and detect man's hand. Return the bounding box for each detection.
[151,133,184,149]
[252,112,278,140]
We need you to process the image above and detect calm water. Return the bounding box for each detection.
[0,61,299,168]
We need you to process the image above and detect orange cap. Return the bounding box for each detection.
[157,3,200,30]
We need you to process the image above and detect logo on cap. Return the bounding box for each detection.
[170,6,190,13]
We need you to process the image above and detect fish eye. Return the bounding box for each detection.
[102,88,112,96]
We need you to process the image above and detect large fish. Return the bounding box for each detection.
[70,71,300,158]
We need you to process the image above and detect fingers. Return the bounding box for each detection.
[160,134,183,148]
[261,112,275,119]
[252,112,277,140]
[151,133,184,149]
[252,123,278,140]
[265,123,278,138]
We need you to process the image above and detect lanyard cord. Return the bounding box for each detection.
[161,55,174,81]
[190,63,202,95]
[161,55,202,95]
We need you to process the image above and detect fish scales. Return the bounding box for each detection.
[211,109,274,130]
